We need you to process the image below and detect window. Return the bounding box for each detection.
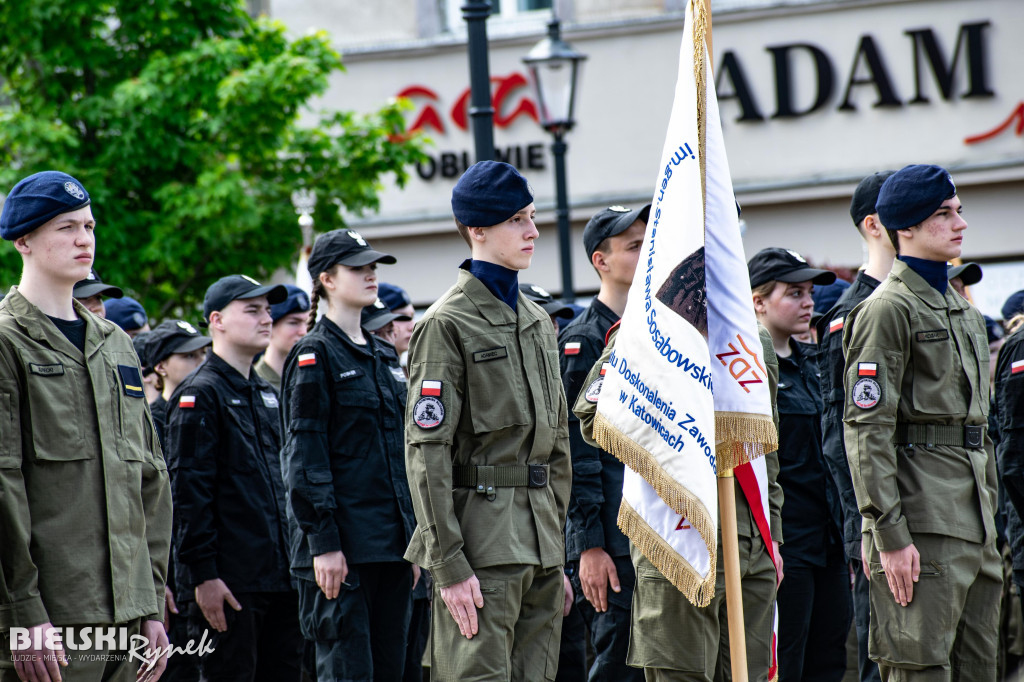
[446,0,553,34]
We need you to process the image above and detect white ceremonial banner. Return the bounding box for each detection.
[594,0,776,607]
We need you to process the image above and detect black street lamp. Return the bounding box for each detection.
[462,0,496,162]
[522,17,586,302]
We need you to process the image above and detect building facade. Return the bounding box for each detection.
[270,0,1024,317]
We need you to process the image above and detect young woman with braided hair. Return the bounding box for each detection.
[279,228,417,681]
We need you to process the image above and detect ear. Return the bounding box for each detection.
[862,214,883,239]
[592,250,609,273]
[466,226,487,244]
[319,269,337,293]
[208,310,225,332]
[13,235,31,256]
[154,360,168,377]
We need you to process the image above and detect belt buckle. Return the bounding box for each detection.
[528,465,548,488]
[964,425,983,448]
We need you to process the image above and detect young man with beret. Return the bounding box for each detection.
[815,170,895,682]
[555,204,648,682]
[254,284,311,393]
[403,160,572,680]
[164,275,303,681]
[0,170,172,680]
[843,164,1000,681]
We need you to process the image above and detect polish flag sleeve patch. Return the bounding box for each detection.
[1012,359,1024,375]
[564,342,581,356]
[421,380,442,396]
[858,362,877,377]
[179,395,196,409]
[829,317,844,334]
[298,353,317,368]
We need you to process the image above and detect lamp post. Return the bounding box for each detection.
[522,17,586,302]
[462,0,496,162]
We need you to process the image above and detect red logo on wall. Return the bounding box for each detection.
[964,102,1024,145]
[397,73,539,135]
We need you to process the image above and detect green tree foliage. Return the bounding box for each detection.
[0,0,426,318]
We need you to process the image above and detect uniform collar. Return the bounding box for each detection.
[456,268,545,331]
[1,286,113,360]
[206,351,261,391]
[890,259,969,312]
[897,255,948,295]
[318,315,377,357]
[461,259,518,311]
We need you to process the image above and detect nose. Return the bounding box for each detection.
[954,213,967,231]
[525,218,539,240]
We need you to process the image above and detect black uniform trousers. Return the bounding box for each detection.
[297,562,413,682]
[187,591,302,682]
[776,559,851,682]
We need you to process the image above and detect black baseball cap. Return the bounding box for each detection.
[849,171,895,227]
[748,248,836,289]
[132,330,155,376]
[202,274,287,325]
[361,298,411,332]
[308,229,396,279]
[946,262,982,286]
[148,319,212,365]
[583,204,650,259]
[73,268,124,299]
[519,283,574,320]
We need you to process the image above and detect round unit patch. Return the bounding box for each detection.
[852,378,881,409]
[584,377,603,404]
[414,396,445,428]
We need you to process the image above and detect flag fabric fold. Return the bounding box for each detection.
[593,0,777,608]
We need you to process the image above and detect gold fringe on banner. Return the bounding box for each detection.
[714,411,779,474]
[595,411,717,606]
[619,499,716,607]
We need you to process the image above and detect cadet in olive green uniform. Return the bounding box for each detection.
[0,171,172,681]
[574,324,783,682]
[404,161,571,681]
[843,165,1000,681]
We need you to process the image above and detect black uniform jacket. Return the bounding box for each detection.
[557,298,630,561]
[815,271,882,560]
[998,326,1024,521]
[165,352,292,593]
[280,317,415,573]
[777,340,844,568]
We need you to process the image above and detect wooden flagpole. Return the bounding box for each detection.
[699,0,749,679]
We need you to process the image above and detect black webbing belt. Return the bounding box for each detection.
[892,424,985,448]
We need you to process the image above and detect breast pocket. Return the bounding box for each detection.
[106,352,155,464]
[536,343,564,428]
[18,350,89,462]
[332,387,381,459]
[909,334,968,417]
[464,340,529,434]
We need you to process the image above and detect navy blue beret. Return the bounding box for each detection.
[876,164,956,231]
[105,297,149,331]
[1,171,91,241]
[270,284,311,323]
[451,161,533,228]
[378,282,411,311]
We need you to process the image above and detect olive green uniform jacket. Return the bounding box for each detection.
[0,288,171,629]
[403,269,571,588]
[842,259,997,552]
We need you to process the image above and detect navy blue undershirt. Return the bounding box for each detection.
[461,258,519,311]
[898,255,948,295]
